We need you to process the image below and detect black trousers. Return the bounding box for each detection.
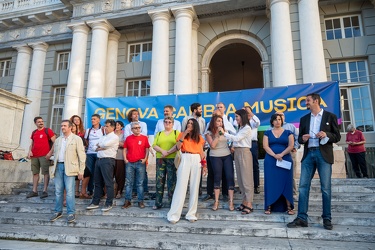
[206,149,228,196]
[251,141,260,188]
[348,152,368,178]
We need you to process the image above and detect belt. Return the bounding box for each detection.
[308,147,320,150]
[181,151,195,154]
[97,157,115,160]
[252,140,258,142]
[57,162,64,164]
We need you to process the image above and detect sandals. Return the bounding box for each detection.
[212,200,219,211]
[152,205,162,210]
[264,206,271,215]
[79,193,92,199]
[75,191,80,198]
[228,200,235,211]
[115,193,122,199]
[241,205,254,215]
[236,204,245,211]
[287,206,295,215]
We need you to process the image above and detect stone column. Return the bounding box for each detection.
[261,61,271,88]
[201,67,210,93]
[269,0,296,86]
[171,5,196,94]
[105,30,121,97]
[63,22,90,119]
[11,45,32,97]
[192,20,199,93]
[148,8,171,96]
[20,42,49,151]
[298,0,327,83]
[86,19,114,98]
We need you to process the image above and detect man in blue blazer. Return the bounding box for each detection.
[287,93,341,230]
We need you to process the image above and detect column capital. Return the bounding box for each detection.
[261,61,270,68]
[171,5,196,20]
[12,44,32,54]
[86,18,115,33]
[269,0,290,7]
[202,67,211,74]
[67,21,90,34]
[148,8,171,23]
[109,30,121,42]
[192,19,200,30]
[28,42,49,52]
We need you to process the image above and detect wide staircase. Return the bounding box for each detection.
[0,162,374,249]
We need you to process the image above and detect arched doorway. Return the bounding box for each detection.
[201,33,270,92]
[210,43,263,92]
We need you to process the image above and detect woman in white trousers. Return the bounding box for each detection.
[167,118,207,224]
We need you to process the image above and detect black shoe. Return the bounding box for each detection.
[323,219,333,230]
[222,194,228,202]
[150,193,156,200]
[287,218,308,228]
[26,191,38,198]
[254,187,260,194]
[202,194,214,201]
[40,191,48,199]
[67,214,76,223]
[50,212,62,222]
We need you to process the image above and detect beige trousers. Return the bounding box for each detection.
[234,147,254,203]
[167,153,201,222]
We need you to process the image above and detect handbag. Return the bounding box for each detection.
[174,150,181,169]
[0,150,14,160]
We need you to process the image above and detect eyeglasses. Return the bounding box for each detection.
[164,121,172,124]
[132,127,141,130]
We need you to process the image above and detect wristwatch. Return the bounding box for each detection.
[179,139,184,143]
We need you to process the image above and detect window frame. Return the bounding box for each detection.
[56,51,70,71]
[330,59,369,83]
[0,59,11,77]
[324,14,363,40]
[127,41,152,62]
[50,86,66,136]
[125,79,151,97]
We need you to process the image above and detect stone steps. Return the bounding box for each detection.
[0,178,374,248]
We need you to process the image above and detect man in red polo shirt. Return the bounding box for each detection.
[27,117,56,199]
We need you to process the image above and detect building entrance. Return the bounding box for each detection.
[209,43,263,92]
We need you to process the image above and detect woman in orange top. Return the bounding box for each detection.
[167,118,207,224]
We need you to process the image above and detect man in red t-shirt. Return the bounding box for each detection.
[346,124,368,178]
[27,117,56,199]
[122,122,150,209]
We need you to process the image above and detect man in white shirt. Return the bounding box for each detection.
[154,105,182,135]
[83,114,105,197]
[86,119,119,212]
[181,103,206,134]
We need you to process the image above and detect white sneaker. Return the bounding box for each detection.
[86,204,99,210]
[101,205,113,212]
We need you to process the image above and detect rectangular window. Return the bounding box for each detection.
[325,15,362,40]
[125,79,150,97]
[56,52,70,71]
[50,87,66,135]
[330,60,368,83]
[0,59,11,77]
[128,42,152,62]
[331,59,374,132]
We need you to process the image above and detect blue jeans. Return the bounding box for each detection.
[86,153,98,194]
[54,163,76,215]
[298,148,332,221]
[92,158,115,206]
[125,161,146,201]
[132,170,149,193]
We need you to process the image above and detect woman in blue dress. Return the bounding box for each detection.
[263,114,295,215]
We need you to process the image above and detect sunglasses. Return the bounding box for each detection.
[164,121,172,124]
[132,127,141,129]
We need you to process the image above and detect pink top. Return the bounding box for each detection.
[346,130,366,153]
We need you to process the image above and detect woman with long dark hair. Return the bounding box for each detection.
[167,118,207,224]
[221,109,254,215]
[206,114,235,211]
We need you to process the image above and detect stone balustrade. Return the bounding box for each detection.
[0,0,61,13]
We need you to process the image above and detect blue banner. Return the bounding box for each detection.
[85,81,341,134]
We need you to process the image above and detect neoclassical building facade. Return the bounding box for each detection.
[0,0,374,152]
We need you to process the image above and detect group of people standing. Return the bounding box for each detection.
[26,93,345,230]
